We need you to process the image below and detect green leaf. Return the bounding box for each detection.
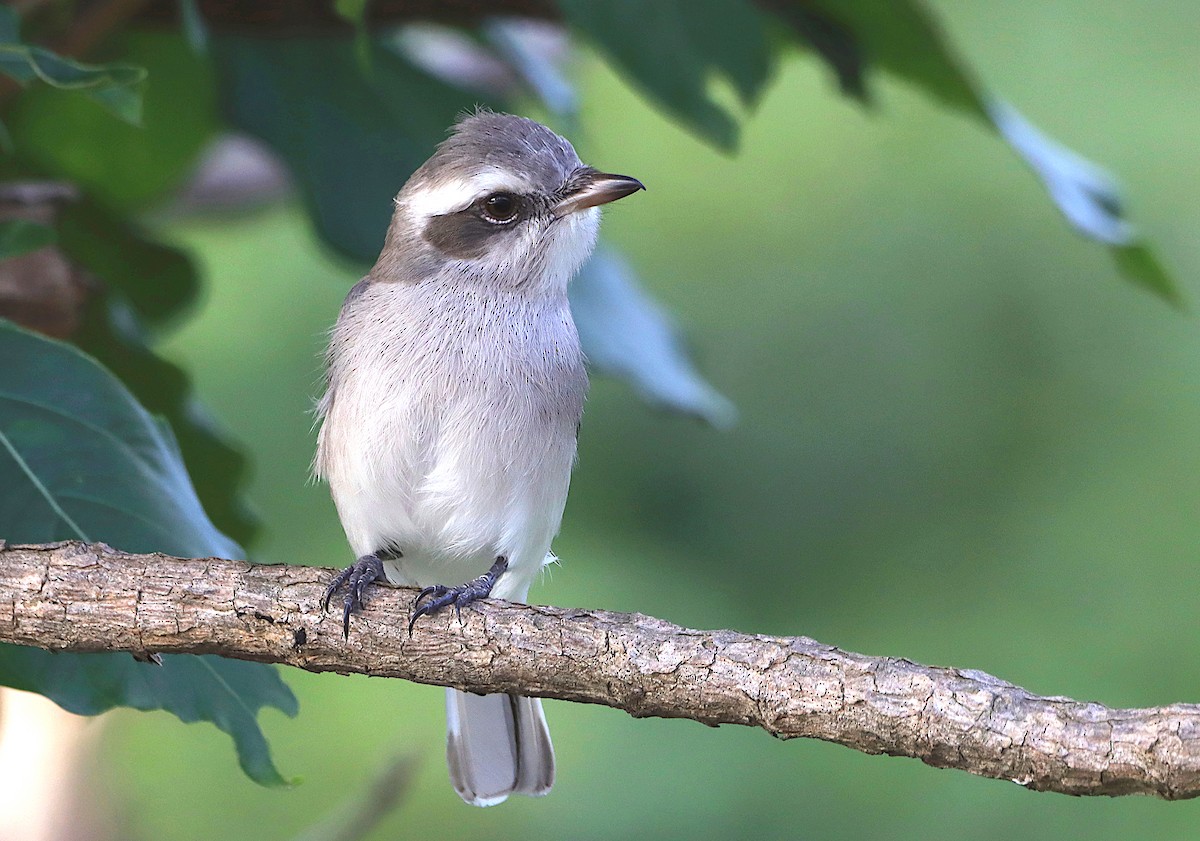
[769,0,1180,304]
[1112,244,1182,309]
[178,0,209,53]
[774,0,984,116]
[7,32,217,211]
[57,198,198,330]
[986,99,1129,245]
[213,34,479,261]
[333,0,370,27]
[768,5,867,99]
[484,19,579,122]
[558,0,774,151]
[0,45,146,125]
[51,198,257,545]
[74,295,261,546]
[333,0,372,72]
[572,246,735,427]
[0,319,295,786]
[983,99,1180,306]
[0,219,55,260]
[0,8,17,46]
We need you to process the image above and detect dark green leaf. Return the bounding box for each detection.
[776,0,984,116]
[0,319,295,785]
[0,45,146,125]
[8,32,217,210]
[54,198,257,545]
[0,8,17,46]
[213,34,479,261]
[0,219,55,260]
[558,0,774,151]
[572,246,735,426]
[767,4,866,99]
[333,0,372,71]
[73,294,260,547]
[1112,244,1183,309]
[57,198,198,329]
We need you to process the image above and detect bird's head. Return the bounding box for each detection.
[376,111,644,293]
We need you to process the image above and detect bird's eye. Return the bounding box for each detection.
[480,192,520,224]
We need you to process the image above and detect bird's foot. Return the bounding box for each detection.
[409,556,508,635]
[323,553,386,638]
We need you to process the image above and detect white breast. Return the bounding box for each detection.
[315,280,587,600]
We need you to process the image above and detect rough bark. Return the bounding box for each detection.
[1,539,1198,800]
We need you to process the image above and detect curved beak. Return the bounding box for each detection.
[553,169,645,217]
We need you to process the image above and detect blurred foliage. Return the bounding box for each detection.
[212,34,474,263]
[0,218,55,259]
[7,31,217,210]
[559,0,776,150]
[0,7,145,130]
[0,0,1197,838]
[0,321,295,785]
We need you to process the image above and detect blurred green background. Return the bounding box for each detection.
[97,1,1200,838]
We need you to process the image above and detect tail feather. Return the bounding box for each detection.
[446,689,554,807]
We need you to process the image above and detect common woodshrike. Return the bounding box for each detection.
[314,111,643,806]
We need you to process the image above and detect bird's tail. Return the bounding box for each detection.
[445,689,555,806]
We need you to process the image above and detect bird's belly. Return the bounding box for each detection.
[323,383,578,598]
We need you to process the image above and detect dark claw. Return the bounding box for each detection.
[408,556,508,636]
[323,553,385,638]
[413,584,450,611]
[321,565,355,613]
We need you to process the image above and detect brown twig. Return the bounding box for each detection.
[2,539,1199,800]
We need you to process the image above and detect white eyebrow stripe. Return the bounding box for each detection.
[403,171,534,218]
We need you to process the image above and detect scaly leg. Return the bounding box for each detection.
[322,553,386,638]
[409,556,509,635]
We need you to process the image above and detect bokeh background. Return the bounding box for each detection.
[87,1,1200,838]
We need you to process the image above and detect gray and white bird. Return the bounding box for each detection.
[314,111,643,806]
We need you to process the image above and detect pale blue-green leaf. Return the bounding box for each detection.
[988,100,1131,245]
[987,99,1181,306]
[179,0,209,53]
[571,247,736,427]
[484,18,579,121]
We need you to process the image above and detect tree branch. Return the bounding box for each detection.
[2,539,1198,800]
